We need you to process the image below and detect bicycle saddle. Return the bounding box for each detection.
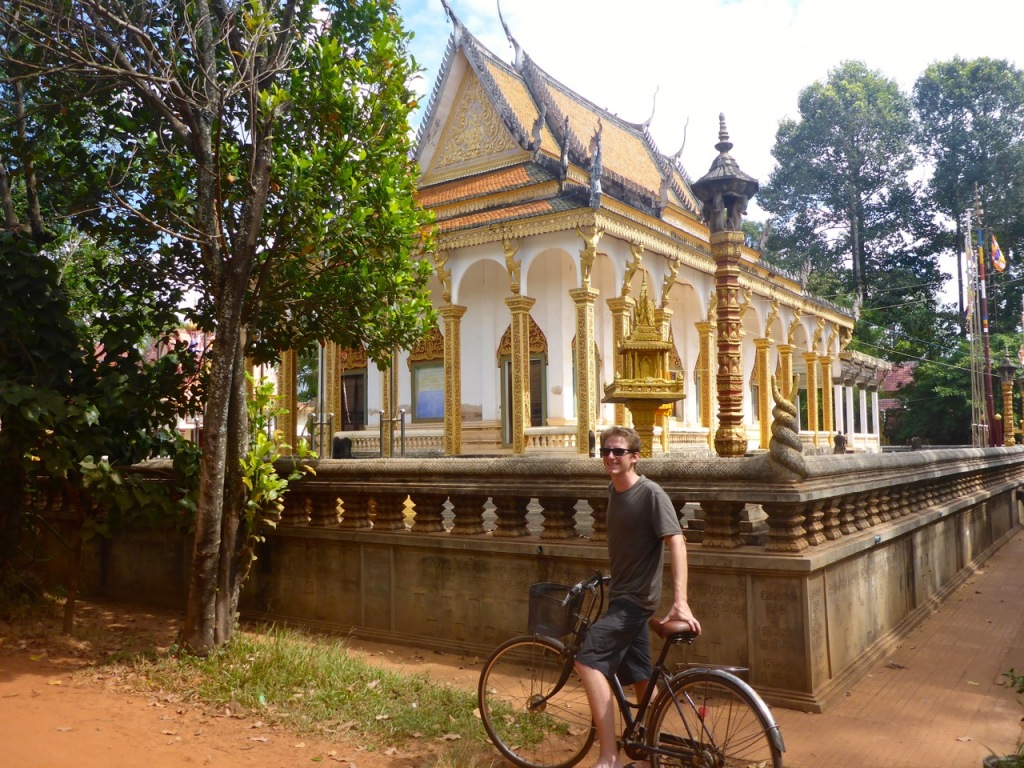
[648,616,698,641]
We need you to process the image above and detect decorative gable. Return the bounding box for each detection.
[422,71,526,186]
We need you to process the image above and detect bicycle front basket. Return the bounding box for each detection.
[528,582,580,637]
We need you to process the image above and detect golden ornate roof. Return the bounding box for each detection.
[414,11,702,242]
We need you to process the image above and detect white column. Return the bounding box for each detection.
[845,385,856,439]
[834,383,845,436]
[871,389,880,437]
[859,387,869,445]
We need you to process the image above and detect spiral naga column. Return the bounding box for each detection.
[691,114,759,457]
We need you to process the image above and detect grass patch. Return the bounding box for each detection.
[136,624,488,753]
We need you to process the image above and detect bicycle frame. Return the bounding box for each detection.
[500,573,784,767]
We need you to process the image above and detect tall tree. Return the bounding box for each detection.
[758,61,943,360]
[914,57,1024,334]
[0,0,434,653]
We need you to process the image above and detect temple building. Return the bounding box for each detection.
[275,5,888,457]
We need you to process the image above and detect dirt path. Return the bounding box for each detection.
[0,599,490,768]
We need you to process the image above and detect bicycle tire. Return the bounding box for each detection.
[643,669,784,768]
[478,635,595,768]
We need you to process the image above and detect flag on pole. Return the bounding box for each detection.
[992,234,1007,272]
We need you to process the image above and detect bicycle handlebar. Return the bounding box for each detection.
[560,572,610,606]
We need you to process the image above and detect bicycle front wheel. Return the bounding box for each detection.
[644,669,783,768]
[478,635,595,768]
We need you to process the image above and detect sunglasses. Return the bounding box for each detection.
[600,447,637,457]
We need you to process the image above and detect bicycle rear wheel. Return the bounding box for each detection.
[478,635,595,768]
[644,670,783,768]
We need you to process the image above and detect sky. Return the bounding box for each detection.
[401,0,1022,186]
[398,0,1022,302]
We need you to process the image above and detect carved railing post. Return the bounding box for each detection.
[338,491,372,530]
[537,497,579,540]
[588,495,608,542]
[822,498,843,540]
[699,500,745,548]
[490,494,531,538]
[409,492,447,533]
[852,492,871,530]
[309,488,342,527]
[762,501,809,552]
[803,499,826,546]
[371,492,408,532]
[280,487,311,527]
[450,493,488,536]
[838,493,858,535]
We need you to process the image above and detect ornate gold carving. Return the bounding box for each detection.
[337,345,367,369]
[839,326,853,352]
[576,226,603,288]
[710,230,746,457]
[623,242,644,296]
[407,325,444,367]
[765,298,780,338]
[432,76,520,172]
[497,314,548,359]
[434,251,452,303]
[804,351,820,445]
[787,308,802,346]
[738,285,753,321]
[276,349,298,455]
[440,304,468,455]
[661,258,678,307]
[503,237,521,295]
[570,286,599,453]
[826,322,838,356]
[812,316,825,353]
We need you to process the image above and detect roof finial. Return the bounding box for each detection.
[439,0,465,43]
[670,116,690,164]
[496,0,523,68]
[716,112,733,155]
[641,86,659,130]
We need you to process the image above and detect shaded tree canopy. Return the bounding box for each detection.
[0,0,435,652]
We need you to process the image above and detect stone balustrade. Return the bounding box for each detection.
[277,447,1024,553]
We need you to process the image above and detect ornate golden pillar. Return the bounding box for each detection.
[696,320,715,447]
[276,349,298,454]
[820,355,835,449]
[440,304,468,455]
[505,295,536,454]
[777,344,794,400]
[570,287,599,453]
[324,342,343,436]
[606,296,635,426]
[755,337,772,449]
[380,351,397,457]
[803,352,819,446]
[710,230,746,456]
[690,115,758,458]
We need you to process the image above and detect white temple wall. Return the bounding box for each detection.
[526,249,576,423]
[457,256,506,422]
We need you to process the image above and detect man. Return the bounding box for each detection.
[574,425,700,768]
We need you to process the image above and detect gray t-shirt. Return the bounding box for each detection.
[607,475,682,610]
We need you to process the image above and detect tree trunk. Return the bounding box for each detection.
[62,482,83,636]
[181,299,244,654]
[215,328,249,644]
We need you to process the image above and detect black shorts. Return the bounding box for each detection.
[575,597,654,686]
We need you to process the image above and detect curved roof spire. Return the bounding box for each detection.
[670,116,689,164]
[439,0,465,42]
[640,86,659,130]
[496,0,523,68]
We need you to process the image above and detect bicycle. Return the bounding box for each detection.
[477,573,785,768]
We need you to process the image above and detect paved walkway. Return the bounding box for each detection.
[773,530,1024,768]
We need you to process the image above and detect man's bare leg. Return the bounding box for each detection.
[576,661,623,768]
